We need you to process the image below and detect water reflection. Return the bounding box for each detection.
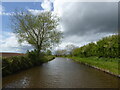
[2,57,119,88]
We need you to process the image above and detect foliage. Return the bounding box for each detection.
[72,35,119,58]
[11,10,63,55]
[55,44,78,56]
[2,51,55,77]
[45,50,52,55]
[2,55,32,76]
[55,49,67,56]
[96,35,118,58]
[57,35,119,76]
[64,35,119,76]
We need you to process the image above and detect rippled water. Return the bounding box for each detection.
[2,57,120,88]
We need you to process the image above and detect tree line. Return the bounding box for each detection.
[55,35,119,58]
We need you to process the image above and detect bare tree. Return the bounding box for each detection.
[65,44,78,56]
[55,49,67,56]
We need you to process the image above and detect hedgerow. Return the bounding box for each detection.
[72,35,119,58]
[2,51,55,77]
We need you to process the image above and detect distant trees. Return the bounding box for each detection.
[55,44,78,56]
[11,10,62,56]
[65,44,78,56]
[55,49,67,56]
[55,35,118,58]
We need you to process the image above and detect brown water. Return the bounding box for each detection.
[2,57,120,88]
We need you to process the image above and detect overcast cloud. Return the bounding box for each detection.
[62,3,117,36]
[53,2,118,49]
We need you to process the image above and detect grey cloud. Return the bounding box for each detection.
[62,32,113,47]
[60,2,118,37]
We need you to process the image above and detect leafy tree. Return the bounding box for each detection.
[97,35,118,58]
[72,35,118,58]
[11,10,62,56]
[72,48,81,56]
[46,50,52,55]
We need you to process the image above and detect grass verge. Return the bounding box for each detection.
[66,56,120,77]
[42,55,55,62]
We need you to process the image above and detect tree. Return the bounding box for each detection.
[46,49,52,55]
[65,44,78,56]
[72,35,118,58]
[11,10,62,56]
[55,49,67,56]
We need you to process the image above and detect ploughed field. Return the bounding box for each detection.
[0,53,24,57]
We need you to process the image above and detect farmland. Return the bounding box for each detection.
[1,52,24,57]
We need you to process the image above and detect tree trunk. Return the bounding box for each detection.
[36,46,41,57]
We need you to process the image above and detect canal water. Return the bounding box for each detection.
[2,57,119,88]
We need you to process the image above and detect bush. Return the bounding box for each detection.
[72,35,119,58]
[26,50,46,65]
[2,50,55,77]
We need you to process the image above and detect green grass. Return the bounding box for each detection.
[66,56,120,76]
[43,55,55,62]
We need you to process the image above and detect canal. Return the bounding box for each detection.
[2,57,119,88]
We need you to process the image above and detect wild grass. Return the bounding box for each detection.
[67,56,120,76]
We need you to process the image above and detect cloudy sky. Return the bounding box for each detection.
[0,0,118,53]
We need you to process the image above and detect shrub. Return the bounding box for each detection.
[2,50,54,77]
[72,35,119,58]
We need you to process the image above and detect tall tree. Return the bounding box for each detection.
[11,10,62,56]
[46,49,52,55]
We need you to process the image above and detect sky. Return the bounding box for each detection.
[0,0,118,53]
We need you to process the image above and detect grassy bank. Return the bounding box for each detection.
[2,55,55,77]
[66,56,120,77]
